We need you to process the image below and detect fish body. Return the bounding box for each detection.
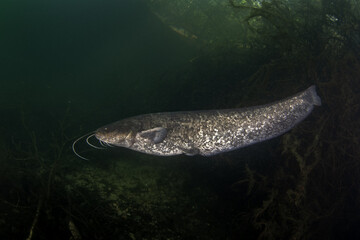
[95,86,321,156]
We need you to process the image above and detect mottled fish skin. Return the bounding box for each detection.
[95,86,321,156]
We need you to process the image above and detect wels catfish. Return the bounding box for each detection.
[73,86,321,159]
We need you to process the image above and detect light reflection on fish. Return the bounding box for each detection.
[73,86,321,159]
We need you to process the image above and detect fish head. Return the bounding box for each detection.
[95,119,139,148]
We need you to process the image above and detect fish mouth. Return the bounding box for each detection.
[94,127,112,142]
[94,131,102,141]
[72,130,118,160]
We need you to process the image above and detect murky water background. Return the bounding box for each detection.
[1,0,360,239]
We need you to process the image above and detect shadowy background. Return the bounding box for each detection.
[0,0,359,239]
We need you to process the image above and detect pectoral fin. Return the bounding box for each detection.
[139,127,167,144]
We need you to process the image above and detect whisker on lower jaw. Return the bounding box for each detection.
[72,132,95,161]
[99,140,107,147]
[99,140,114,147]
[105,142,114,147]
[86,134,105,150]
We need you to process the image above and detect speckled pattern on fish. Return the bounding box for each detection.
[95,86,321,156]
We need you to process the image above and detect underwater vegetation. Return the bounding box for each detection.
[0,106,223,239]
[226,0,360,239]
[147,0,251,53]
[0,111,222,239]
[0,0,360,239]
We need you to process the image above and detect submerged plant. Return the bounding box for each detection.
[228,0,360,239]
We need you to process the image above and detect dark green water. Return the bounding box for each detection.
[1,0,360,239]
[0,1,257,239]
[1,0,198,123]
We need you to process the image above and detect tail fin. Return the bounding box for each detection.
[307,85,322,106]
